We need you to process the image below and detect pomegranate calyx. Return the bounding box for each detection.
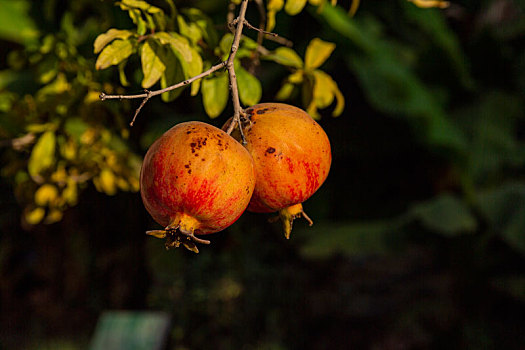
[276,203,314,239]
[146,214,211,253]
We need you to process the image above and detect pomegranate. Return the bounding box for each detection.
[224,103,331,239]
[140,121,256,252]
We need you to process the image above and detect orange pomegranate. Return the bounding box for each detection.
[140,121,255,252]
[224,103,331,239]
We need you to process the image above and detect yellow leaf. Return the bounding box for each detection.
[93,29,133,54]
[44,209,63,224]
[84,91,101,104]
[312,70,345,117]
[312,70,335,109]
[61,138,76,160]
[63,179,78,206]
[265,47,303,68]
[28,131,55,178]
[407,0,450,8]
[349,0,360,16]
[304,38,336,70]
[141,39,166,88]
[25,207,45,225]
[285,0,307,16]
[51,165,67,183]
[276,82,295,101]
[332,81,345,117]
[95,39,134,70]
[267,0,284,31]
[99,168,117,195]
[288,70,304,84]
[35,184,58,206]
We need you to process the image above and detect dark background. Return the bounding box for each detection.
[1,0,524,349]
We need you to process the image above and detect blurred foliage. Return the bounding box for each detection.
[1,0,524,349]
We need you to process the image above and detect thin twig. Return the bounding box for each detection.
[225,0,249,144]
[100,62,227,124]
[100,62,227,101]
[0,133,36,150]
[249,0,266,71]
[243,20,278,37]
[264,33,293,47]
[130,90,151,126]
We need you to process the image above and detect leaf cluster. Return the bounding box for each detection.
[94,0,345,119]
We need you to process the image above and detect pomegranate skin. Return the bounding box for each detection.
[225,103,331,237]
[140,121,255,244]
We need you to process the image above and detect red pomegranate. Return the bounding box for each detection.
[224,103,331,238]
[140,121,256,252]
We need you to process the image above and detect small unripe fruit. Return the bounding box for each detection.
[224,103,331,238]
[140,121,256,252]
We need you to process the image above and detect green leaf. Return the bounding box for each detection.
[304,38,336,70]
[93,29,133,54]
[28,131,56,178]
[477,183,525,255]
[219,33,234,56]
[64,118,88,141]
[408,193,477,236]
[36,73,70,101]
[141,39,166,88]
[263,47,303,68]
[298,219,404,259]
[0,0,39,44]
[350,52,467,151]
[177,15,202,45]
[201,72,229,118]
[454,92,524,184]
[316,3,371,50]
[160,51,185,102]
[236,63,262,106]
[180,8,218,49]
[153,32,203,80]
[285,0,308,15]
[95,39,134,70]
[403,1,473,88]
[118,61,129,87]
[128,9,147,35]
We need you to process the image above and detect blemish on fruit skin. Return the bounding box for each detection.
[265,147,276,155]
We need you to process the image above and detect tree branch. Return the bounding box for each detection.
[100,61,227,101]
[225,0,249,144]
